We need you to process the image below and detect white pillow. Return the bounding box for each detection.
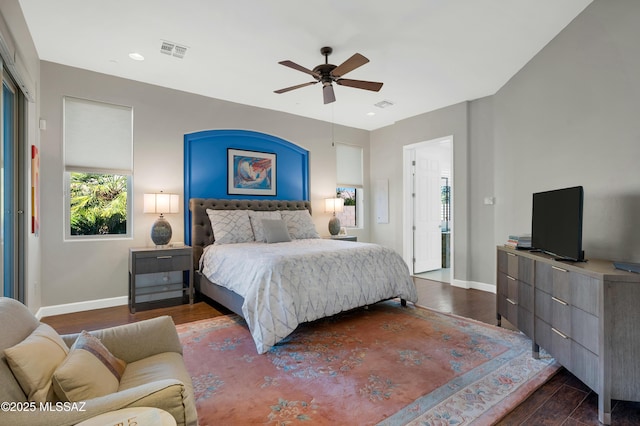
[248,210,282,242]
[4,323,69,402]
[280,209,320,239]
[262,219,292,244]
[206,209,254,245]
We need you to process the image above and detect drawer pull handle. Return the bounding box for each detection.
[507,276,516,281]
[551,327,569,339]
[157,255,173,259]
[552,296,568,306]
[506,298,517,305]
[552,266,568,273]
[507,253,516,257]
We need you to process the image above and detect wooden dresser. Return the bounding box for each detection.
[496,246,640,425]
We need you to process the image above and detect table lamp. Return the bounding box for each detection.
[325,197,344,236]
[144,192,179,245]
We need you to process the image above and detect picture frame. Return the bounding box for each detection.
[227,148,276,195]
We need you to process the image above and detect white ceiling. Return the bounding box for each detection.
[18,0,592,131]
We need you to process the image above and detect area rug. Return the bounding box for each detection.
[176,301,558,425]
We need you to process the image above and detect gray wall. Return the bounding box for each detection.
[370,0,640,288]
[39,62,370,306]
[493,0,640,265]
[369,102,472,284]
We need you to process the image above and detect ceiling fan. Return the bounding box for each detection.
[274,46,383,104]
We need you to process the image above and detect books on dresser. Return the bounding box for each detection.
[504,234,532,249]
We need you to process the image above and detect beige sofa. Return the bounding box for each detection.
[0,297,198,426]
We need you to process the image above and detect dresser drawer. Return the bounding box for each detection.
[518,306,533,338]
[572,341,599,391]
[506,252,519,278]
[572,307,599,355]
[519,281,533,312]
[571,273,599,316]
[551,294,571,337]
[552,265,571,303]
[535,288,551,321]
[535,317,551,351]
[535,262,553,293]
[551,326,572,368]
[134,254,191,274]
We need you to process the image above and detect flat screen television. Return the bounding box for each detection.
[531,186,585,261]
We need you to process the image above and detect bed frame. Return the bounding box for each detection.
[189,198,312,317]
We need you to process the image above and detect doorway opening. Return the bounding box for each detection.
[403,136,453,283]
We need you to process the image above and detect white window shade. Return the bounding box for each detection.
[64,97,133,174]
[336,143,363,187]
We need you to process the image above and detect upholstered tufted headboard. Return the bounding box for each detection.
[189,198,312,270]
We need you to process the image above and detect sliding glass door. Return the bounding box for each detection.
[2,67,20,299]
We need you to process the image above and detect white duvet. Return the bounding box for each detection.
[200,238,418,353]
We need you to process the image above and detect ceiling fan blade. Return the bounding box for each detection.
[331,53,369,77]
[278,60,321,78]
[274,81,317,94]
[323,84,336,104]
[336,79,383,92]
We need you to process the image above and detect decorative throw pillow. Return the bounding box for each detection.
[207,209,254,245]
[4,323,69,402]
[262,219,292,244]
[249,210,282,242]
[280,210,320,239]
[52,331,127,402]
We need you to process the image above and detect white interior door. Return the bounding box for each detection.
[413,147,442,273]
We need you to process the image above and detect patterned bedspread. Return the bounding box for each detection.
[200,239,418,353]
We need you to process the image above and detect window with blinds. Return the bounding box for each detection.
[63,97,133,238]
[335,144,364,228]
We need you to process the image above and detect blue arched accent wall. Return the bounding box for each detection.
[183,129,310,244]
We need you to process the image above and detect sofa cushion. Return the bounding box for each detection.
[119,351,196,424]
[4,323,69,402]
[52,331,127,402]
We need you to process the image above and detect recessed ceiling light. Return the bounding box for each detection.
[366,112,376,116]
[128,52,145,61]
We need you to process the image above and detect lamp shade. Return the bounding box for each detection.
[144,193,179,214]
[324,198,344,214]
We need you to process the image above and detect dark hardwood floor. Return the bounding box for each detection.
[41,278,639,425]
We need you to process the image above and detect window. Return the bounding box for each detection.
[336,144,363,228]
[441,177,451,232]
[64,97,133,239]
[336,187,359,227]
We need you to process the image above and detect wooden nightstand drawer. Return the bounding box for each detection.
[129,246,193,313]
[135,254,191,274]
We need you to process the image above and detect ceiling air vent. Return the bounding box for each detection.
[160,41,188,59]
[374,100,394,109]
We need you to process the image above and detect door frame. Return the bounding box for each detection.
[402,136,453,277]
[1,66,26,301]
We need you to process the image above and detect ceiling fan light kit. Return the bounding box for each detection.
[275,46,383,104]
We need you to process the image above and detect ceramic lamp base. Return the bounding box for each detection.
[151,215,172,246]
[328,216,341,236]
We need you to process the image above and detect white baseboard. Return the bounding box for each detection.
[451,279,496,293]
[35,296,128,319]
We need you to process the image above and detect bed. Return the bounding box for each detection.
[189,198,418,354]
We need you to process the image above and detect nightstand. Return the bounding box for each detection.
[324,235,357,242]
[129,246,193,313]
